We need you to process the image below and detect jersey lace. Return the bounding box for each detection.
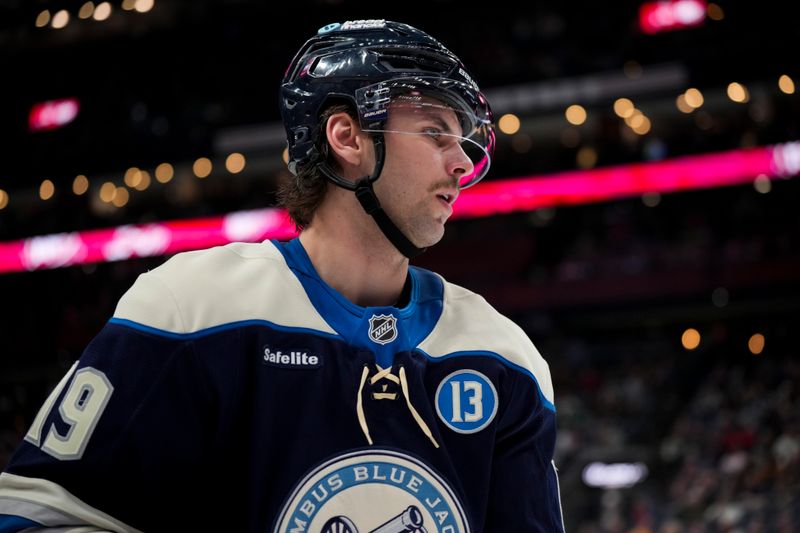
[356,364,440,448]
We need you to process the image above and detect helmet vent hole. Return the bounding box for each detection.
[376,52,450,74]
[379,58,422,72]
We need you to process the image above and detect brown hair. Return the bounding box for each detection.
[277,104,355,229]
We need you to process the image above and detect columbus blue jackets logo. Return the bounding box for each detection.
[274,449,470,532]
[368,314,398,345]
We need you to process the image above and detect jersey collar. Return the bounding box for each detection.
[273,238,444,367]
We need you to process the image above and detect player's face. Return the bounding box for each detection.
[373,99,474,248]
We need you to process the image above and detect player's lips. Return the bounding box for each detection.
[435,192,456,216]
[435,189,459,206]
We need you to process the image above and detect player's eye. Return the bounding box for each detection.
[422,127,443,139]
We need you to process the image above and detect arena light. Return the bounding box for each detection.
[0,210,296,273]
[583,462,649,489]
[0,142,797,274]
[28,98,80,132]
[452,141,799,219]
[639,0,706,34]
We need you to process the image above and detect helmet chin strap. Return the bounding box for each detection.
[318,135,427,258]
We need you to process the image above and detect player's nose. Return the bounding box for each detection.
[446,144,475,187]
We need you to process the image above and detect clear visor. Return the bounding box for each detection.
[354,78,495,189]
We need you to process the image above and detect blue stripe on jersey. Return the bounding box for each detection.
[0,515,42,533]
[416,348,557,412]
[107,317,343,341]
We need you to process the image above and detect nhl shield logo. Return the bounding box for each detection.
[368,314,398,345]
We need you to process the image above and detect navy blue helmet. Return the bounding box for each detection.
[280,20,494,188]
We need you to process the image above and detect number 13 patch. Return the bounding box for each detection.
[435,370,498,434]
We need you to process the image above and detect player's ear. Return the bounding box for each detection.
[326,112,371,170]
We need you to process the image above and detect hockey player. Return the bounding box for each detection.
[0,20,564,532]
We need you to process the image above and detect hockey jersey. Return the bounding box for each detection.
[0,238,564,532]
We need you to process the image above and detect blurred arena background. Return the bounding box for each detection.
[0,1,798,531]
